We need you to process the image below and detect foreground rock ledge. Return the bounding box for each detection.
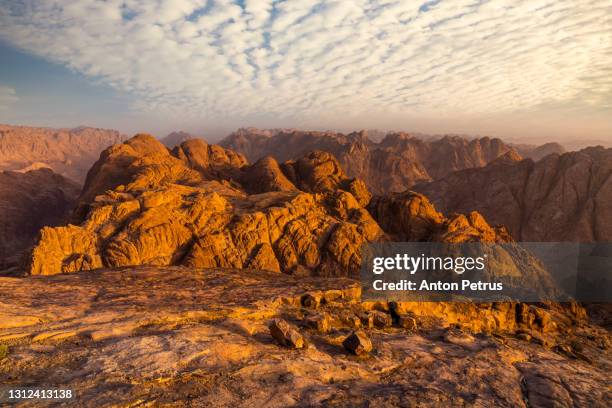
[0,266,610,407]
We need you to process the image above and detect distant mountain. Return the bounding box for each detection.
[414,147,612,242]
[0,168,80,272]
[160,131,203,147]
[0,124,126,182]
[220,128,518,193]
[514,142,566,161]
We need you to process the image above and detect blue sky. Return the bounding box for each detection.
[0,0,610,143]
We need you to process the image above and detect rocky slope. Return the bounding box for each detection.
[220,128,517,193]
[0,266,608,407]
[0,169,80,272]
[0,124,125,182]
[414,147,612,242]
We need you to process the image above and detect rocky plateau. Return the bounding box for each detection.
[0,266,609,407]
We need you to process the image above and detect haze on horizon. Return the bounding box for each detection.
[0,0,610,145]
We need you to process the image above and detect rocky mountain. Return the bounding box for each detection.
[514,142,566,161]
[0,124,125,182]
[160,131,202,147]
[0,168,80,272]
[414,147,612,242]
[27,134,521,277]
[220,128,517,193]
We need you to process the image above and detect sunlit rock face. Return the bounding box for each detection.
[27,135,384,277]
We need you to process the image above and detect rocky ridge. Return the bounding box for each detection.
[23,135,570,307]
[414,147,612,242]
[514,142,566,161]
[220,128,518,193]
[0,124,125,183]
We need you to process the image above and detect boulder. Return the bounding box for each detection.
[371,311,392,328]
[343,330,373,355]
[304,313,330,333]
[398,315,417,330]
[300,293,321,309]
[269,319,305,349]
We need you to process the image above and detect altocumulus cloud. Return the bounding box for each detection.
[0,0,610,122]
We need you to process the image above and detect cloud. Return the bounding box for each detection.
[0,86,18,110]
[0,0,610,125]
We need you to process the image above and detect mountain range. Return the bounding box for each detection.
[0,124,125,182]
[220,128,518,193]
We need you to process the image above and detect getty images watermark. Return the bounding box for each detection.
[360,242,612,302]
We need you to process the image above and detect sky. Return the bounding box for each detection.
[0,0,610,144]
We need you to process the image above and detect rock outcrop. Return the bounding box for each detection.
[0,169,80,272]
[0,124,125,182]
[368,191,511,243]
[220,128,518,193]
[28,135,383,277]
[414,147,612,242]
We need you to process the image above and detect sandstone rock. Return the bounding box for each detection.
[368,191,510,243]
[397,315,417,330]
[338,311,362,329]
[282,150,348,193]
[371,311,392,328]
[240,156,297,194]
[304,313,330,333]
[516,332,532,342]
[359,313,375,329]
[27,135,384,277]
[301,293,321,309]
[269,319,305,349]
[0,267,608,407]
[343,330,373,355]
[246,243,281,272]
[172,138,247,180]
